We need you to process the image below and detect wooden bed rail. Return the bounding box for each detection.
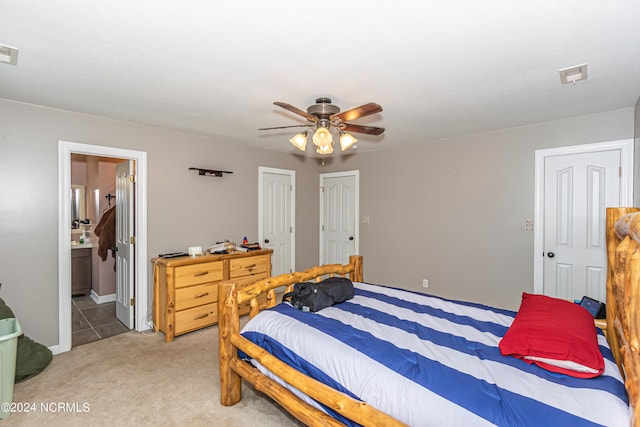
[606,207,640,426]
[228,333,404,426]
[218,255,405,426]
[235,255,363,314]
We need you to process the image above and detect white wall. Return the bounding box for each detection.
[0,97,634,347]
[322,108,635,309]
[0,98,321,346]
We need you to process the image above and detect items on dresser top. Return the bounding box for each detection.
[157,252,190,258]
[152,249,272,342]
[240,243,261,251]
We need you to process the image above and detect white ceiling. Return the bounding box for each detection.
[2,1,640,156]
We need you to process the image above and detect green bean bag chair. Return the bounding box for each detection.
[0,297,52,383]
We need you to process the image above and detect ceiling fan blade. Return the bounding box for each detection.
[274,102,318,122]
[342,123,385,136]
[330,102,382,122]
[258,124,312,130]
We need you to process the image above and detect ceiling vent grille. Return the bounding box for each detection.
[0,44,18,65]
[559,63,588,85]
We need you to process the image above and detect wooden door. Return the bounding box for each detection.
[320,171,359,265]
[259,167,295,276]
[543,150,621,301]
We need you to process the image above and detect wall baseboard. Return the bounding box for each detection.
[90,290,116,305]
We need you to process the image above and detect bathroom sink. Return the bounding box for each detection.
[71,242,94,249]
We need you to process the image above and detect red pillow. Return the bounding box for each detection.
[499,293,604,378]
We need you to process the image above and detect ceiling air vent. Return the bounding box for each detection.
[559,63,588,85]
[0,44,18,66]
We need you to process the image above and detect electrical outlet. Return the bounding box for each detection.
[188,246,203,257]
[422,279,429,288]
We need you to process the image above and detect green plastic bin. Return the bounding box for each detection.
[0,318,21,419]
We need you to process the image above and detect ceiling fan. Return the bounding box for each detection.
[259,97,384,155]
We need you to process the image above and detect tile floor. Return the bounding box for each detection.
[72,296,129,347]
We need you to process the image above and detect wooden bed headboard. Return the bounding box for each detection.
[216,210,640,426]
[606,207,640,426]
[216,255,404,427]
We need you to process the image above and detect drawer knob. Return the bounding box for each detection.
[193,271,209,277]
[247,263,257,269]
[194,313,209,320]
[195,292,210,298]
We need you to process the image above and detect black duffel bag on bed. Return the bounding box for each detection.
[283,277,355,312]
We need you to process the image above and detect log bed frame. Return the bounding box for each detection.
[218,207,640,426]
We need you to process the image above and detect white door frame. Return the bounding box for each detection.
[533,139,634,294]
[57,141,148,354]
[319,170,360,265]
[258,166,296,273]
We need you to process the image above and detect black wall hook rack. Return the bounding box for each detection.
[105,193,116,206]
[189,167,233,177]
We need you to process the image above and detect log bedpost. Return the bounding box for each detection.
[606,207,640,373]
[218,280,242,406]
[349,255,363,282]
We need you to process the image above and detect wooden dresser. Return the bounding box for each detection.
[152,249,272,342]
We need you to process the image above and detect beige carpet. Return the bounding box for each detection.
[9,327,303,426]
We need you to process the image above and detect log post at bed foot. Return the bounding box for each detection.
[606,207,640,375]
[218,280,242,406]
[349,255,363,282]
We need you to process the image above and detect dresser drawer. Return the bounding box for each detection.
[175,282,218,311]
[174,262,223,288]
[230,256,269,278]
[175,303,218,334]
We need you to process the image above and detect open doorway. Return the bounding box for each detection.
[70,154,129,346]
[57,141,148,355]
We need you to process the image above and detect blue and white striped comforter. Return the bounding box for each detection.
[240,282,630,426]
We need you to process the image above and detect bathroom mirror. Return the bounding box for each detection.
[71,185,86,229]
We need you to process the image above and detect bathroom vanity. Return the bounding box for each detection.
[71,245,93,296]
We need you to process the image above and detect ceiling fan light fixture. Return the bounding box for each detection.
[289,131,308,151]
[312,126,333,147]
[261,98,384,156]
[316,143,334,155]
[339,132,358,151]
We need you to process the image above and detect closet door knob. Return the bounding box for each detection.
[264,239,270,244]
[547,252,555,258]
